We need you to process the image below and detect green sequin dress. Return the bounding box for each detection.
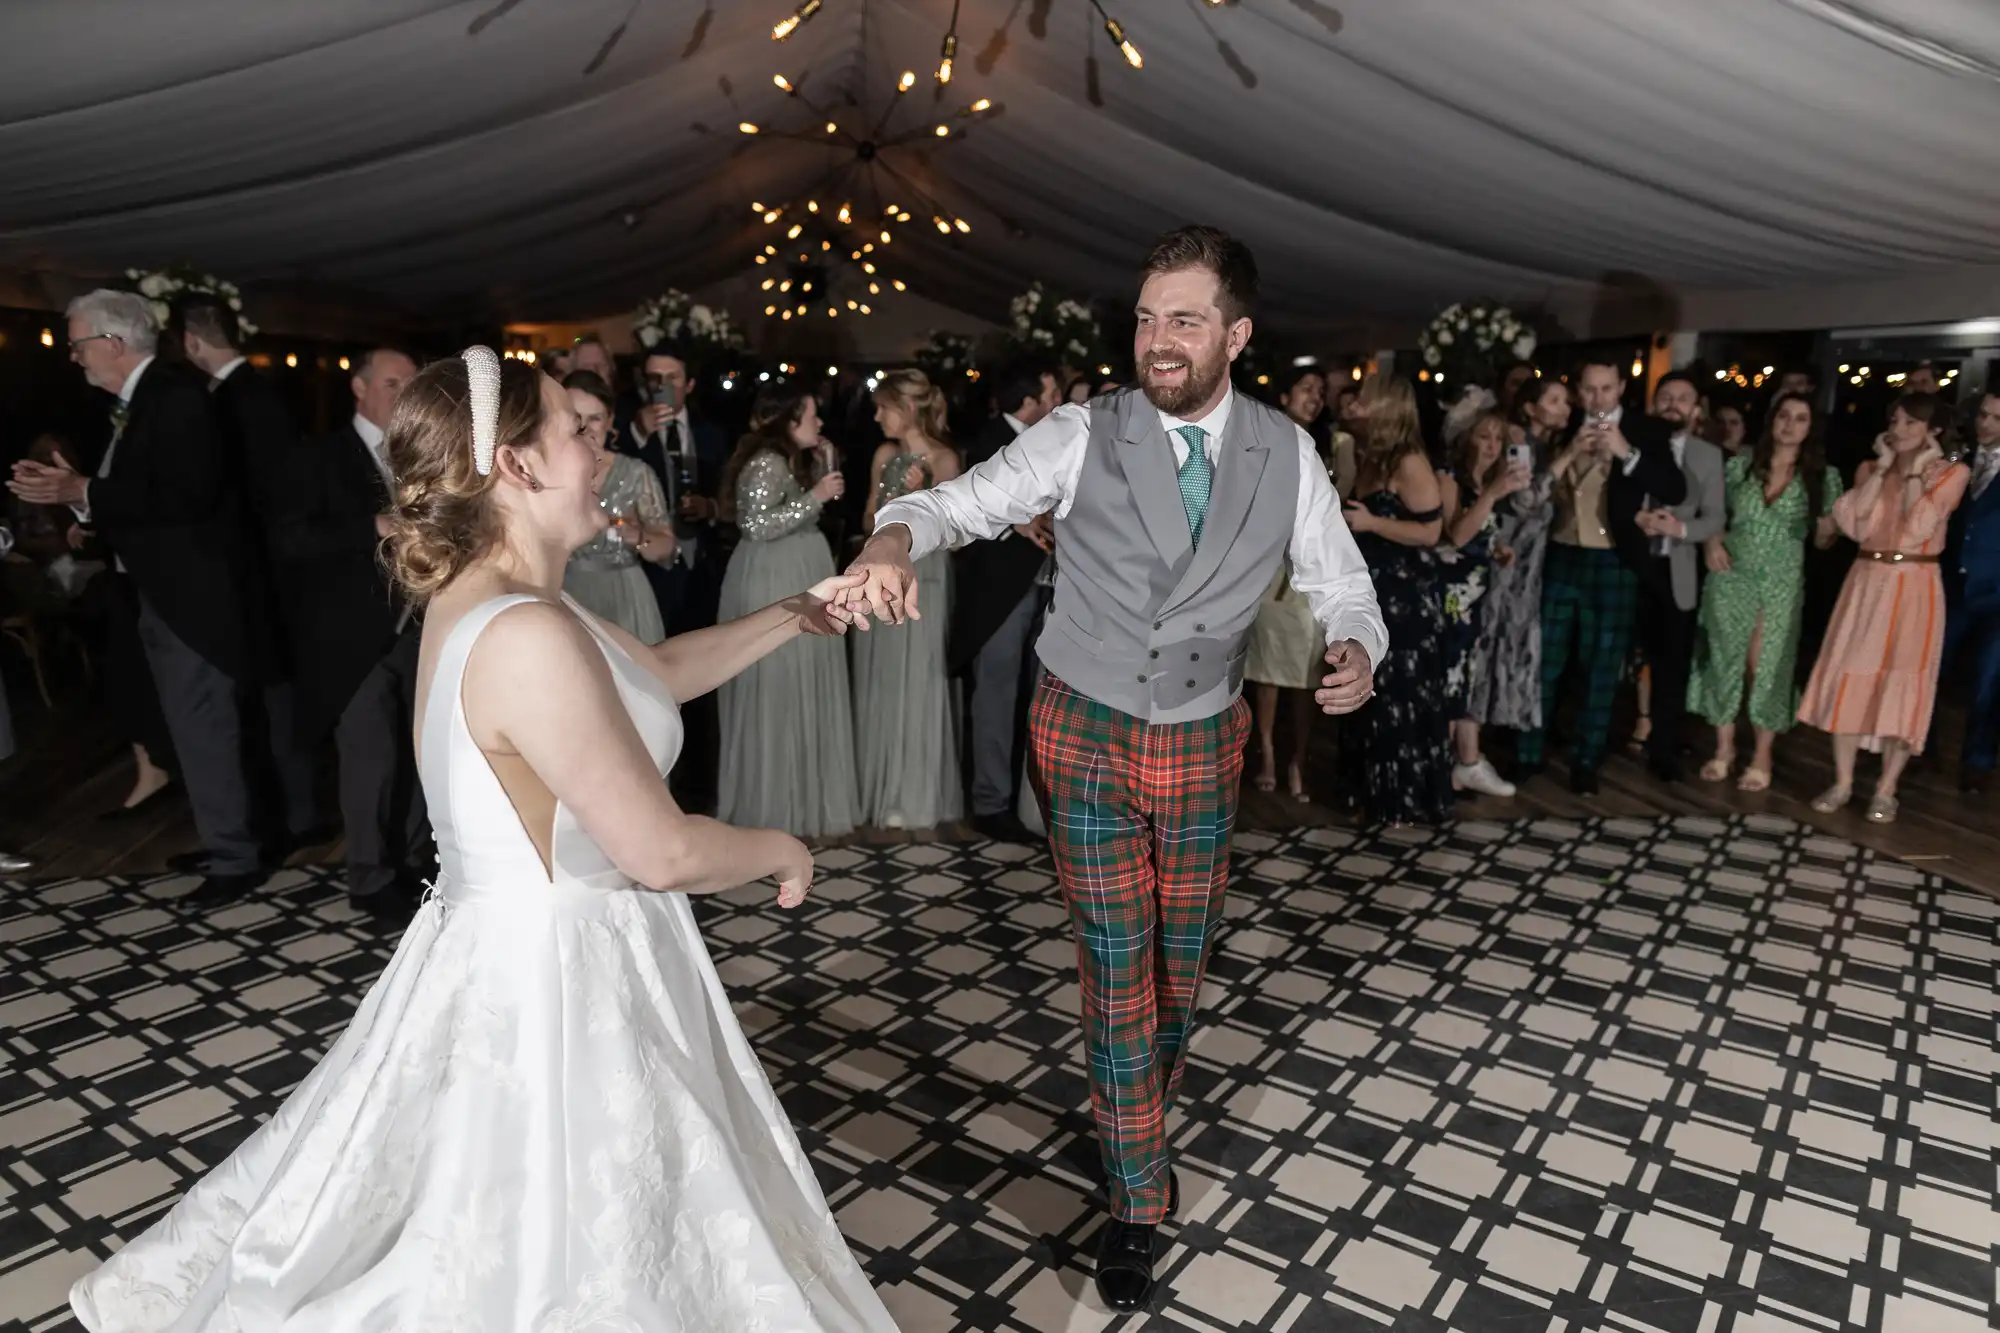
[1687,455,1844,733]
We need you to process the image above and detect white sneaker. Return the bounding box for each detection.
[1452,757,1516,798]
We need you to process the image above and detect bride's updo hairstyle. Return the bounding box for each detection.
[382,353,548,600]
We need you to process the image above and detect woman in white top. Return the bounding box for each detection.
[68,350,899,1332]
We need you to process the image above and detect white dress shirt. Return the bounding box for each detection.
[353,412,393,489]
[1972,444,2000,499]
[74,355,157,533]
[876,387,1388,669]
[212,356,246,384]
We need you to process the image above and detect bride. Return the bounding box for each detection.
[71,349,900,1331]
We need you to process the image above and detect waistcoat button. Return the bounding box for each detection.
[1148,649,1159,659]
[1190,653,1200,662]
[1136,674,1147,683]
[1194,623,1206,632]
[1185,679,1197,688]
[1152,620,1163,631]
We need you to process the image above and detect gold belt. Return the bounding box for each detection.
[1859,550,1939,564]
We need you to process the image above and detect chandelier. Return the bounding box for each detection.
[736,62,999,319]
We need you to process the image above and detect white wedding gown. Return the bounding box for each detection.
[72,594,900,1332]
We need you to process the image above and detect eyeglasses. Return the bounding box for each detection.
[67,333,117,352]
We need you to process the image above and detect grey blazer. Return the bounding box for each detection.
[1656,435,1727,611]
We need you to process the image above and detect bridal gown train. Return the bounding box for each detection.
[71,594,900,1332]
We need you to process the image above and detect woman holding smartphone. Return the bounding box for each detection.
[1437,408,1529,796]
[1796,393,1967,822]
[1466,377,1573,750]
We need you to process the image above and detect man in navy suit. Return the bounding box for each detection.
[615,345,729,810]
[1940,390,2000,792]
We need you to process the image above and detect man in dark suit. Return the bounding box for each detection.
[272,349,427,921]
[951,360,1061,839]
[179,297,330,853]
[1516,354,1686,794]
[10,290,269,907]
[1939,390,2000,792]
[617,345,729,811]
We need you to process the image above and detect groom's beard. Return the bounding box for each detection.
[1141,345,1228,418]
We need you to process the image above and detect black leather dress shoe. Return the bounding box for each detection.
[1168,1168,1180,1219]
[1647,756,1682,784]
[1094,1219,1158,1312]
[1959,765,1988,795]
[164,849,211,875]
[179,871,267,911]
[1571,765,1601,796]
[969,812,1038,844]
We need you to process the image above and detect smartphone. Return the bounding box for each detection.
[648,379,683,411]
[1506,442,1533,473]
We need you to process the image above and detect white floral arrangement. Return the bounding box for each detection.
[914,329,975,382]
[632,288,744,351]
[1007,282,1103,366]
[122,265,257,337]
[1418,300,1535,388]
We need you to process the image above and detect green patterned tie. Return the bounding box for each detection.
[1173,425,1212,549]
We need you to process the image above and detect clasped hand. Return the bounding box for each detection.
[9,453,87,507]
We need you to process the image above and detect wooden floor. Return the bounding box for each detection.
[4,674,1997,900]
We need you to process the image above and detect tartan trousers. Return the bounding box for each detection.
[1028,673,1251,1225]
[1518,543,1639,769]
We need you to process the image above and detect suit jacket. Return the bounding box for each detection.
[1646,433,1726,612]
[614,410,730,630]
[1605,412,1688,576]
[88,360,267,680]
[274,421,405,742]
[1945,462,2000,607]
[948,414,1051,669]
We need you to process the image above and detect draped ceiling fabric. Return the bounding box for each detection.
[2,0,1998,347]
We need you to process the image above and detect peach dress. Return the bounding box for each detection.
[1797,457,1969,751]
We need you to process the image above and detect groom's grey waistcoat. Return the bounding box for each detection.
[1036,388,1299,724]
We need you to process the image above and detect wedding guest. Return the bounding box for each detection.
[715,387,857,838]
[1437,408,1527,797]
[282,348,429,920]
[1468,377,1570,746]
[561,371,673,644]
[1936,390,2000,792]
[1708,403,1749,456]
[951,360,1061,840]
[569,335,618,394]
[1343,375,1449,824]
[0,676,27,873]
[10,291,269,908]
[620,345,730,812]
[1798,393,1968,823]
[179,294,329,854]
[1687,392,1841,791]
[855,370,963,829]
[1629,371,1727,782]
[1516,355,1685,794]
[1245,367,1332,801]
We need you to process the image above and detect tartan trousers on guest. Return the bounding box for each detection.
[1028,673,1251,1226]
[1518,542,1639,770]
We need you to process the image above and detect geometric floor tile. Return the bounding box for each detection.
[0,815,1992,1332]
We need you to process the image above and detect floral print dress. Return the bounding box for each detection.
[1438,465,1497,718]
[1351,491,1454,824]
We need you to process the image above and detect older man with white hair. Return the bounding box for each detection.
[9,289,268,909]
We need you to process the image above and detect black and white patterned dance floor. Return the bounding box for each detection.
[0,816,1993,1332]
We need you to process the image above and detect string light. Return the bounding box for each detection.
[285,353,298,368]
[898,70,917,93]
[772,0,821,41]
[39,329,53,348]
[338,356,351,371]
[1100,11,1143,68]
[772,74,793,92]
[738,121,760,135]
[1630,357,1644,379]
[1351,366,1362,381]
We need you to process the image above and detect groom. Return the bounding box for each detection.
[845,225,1385,1311]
